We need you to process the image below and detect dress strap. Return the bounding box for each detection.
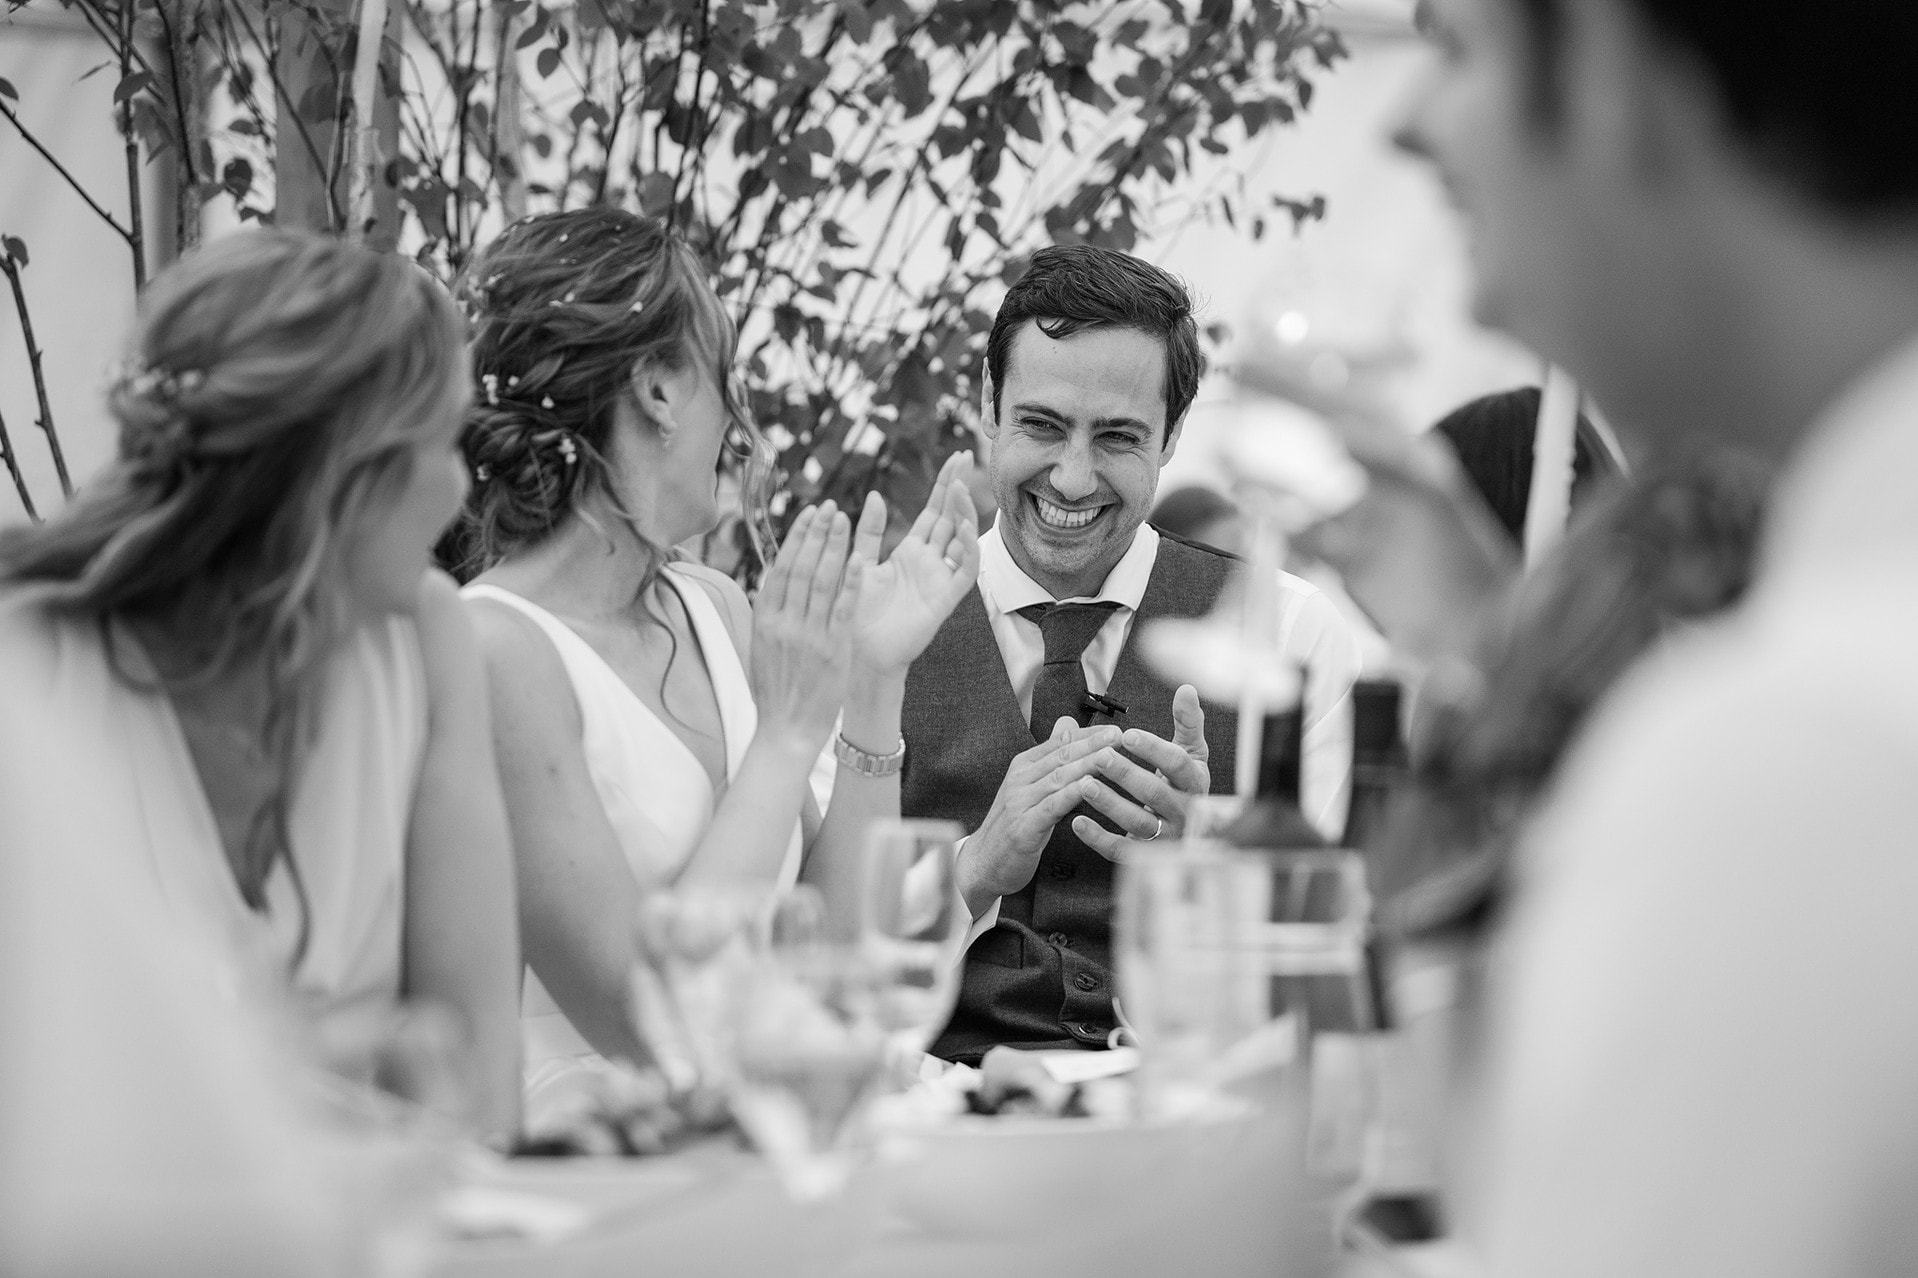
[660,566,756,783]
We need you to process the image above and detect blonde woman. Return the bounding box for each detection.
[443,208,977,1109]
[0,230,522,1141]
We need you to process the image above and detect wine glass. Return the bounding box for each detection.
[858,819,967,1059]
[629,883,776,1096]
[723,889,890,1201]
[300,1001,477,1277]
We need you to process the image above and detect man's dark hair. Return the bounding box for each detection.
[1431,387,1620,545]
[1508,0,1918,212]
[985,244,1205,443]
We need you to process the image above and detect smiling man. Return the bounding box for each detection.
[902,245,1361,1063]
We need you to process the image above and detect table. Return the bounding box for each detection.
[429,1066,1347,1278]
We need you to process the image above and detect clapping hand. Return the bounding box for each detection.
[1072,684,1213,857]
[750,501,861,755]
[959,718,1126,915]
[846,451,981,676]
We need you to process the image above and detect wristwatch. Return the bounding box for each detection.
[833,732,906,778]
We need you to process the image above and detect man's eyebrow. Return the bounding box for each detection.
[1009,402,1070,424]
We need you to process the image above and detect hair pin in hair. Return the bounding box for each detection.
[481,373,500,406]
[474,462,492,482]
[112,358,206,404]
[558,435,578,467]
[559,233,569,243]
[541,395,555,410]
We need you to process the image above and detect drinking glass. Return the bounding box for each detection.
[858,818,967,1057]
[723,889,890,1201]
[631,884,776,1094]
[301,1001,476,1278]
[1117,839,1269,1115]
[1117,842,1374,1116]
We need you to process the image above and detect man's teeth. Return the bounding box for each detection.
[1036,498,1099,529]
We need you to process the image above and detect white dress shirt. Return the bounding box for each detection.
[965,520,1364,932]
[1472,329,1918,1278]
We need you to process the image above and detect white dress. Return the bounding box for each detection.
[0,604,371,1276]
[0,593,428,1021]
[463,565,802,1105]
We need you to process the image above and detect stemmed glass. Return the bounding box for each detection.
[722,889,890,1200]
[857,818,968,1061]
[300,1001,478,1277]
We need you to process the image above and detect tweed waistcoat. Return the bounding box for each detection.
[904,533,1240,1064]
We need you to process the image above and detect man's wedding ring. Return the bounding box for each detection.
[1142,814,1164,842]
[942,552,963,572]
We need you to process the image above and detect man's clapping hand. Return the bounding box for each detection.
[1072,684,1211,858]
[957,719,1123,917]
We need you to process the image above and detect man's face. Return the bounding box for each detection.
[1397,0,1581,344]
[1396,0,1716,436]
[985,322,1180,600]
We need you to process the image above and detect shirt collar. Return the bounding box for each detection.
[977,520,1160,616]
[1760,326,1918,594]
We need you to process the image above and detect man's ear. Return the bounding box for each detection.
[979,366,1002,442]
[1159,411,1186,467]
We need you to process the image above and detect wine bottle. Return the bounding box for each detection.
[1339,677,1442,1233]
[1219,677,1357,1033]
[1220,696,1325,852]
[1344,678,1408,1032]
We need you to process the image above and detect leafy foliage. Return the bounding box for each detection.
[4,0,1346,548]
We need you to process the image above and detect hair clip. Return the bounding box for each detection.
[540,395,555,410]
[559,233,569,243]
[113,359,206,404]
[110,359,208,469]
[474,462,492,482]
[481,373,500,406]
[563,292,576,303]
[557,436,578,467]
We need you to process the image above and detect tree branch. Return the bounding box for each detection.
[1,251,72,498]
[231,0,340,231]
[155,0,207,253]
[117,0,148,288]
[0,403,38,523]
[0,101,137,244]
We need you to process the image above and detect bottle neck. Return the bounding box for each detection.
[1344,678,1408,848]
[1254,705,1304,804]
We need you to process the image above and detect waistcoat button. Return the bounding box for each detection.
[1047,931,1069,948]
[1074,972,1100,992]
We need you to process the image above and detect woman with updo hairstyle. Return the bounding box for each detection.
[447,207,978,1111]
[0,230,522,1142]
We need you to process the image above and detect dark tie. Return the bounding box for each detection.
[1017,602,1122,743]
